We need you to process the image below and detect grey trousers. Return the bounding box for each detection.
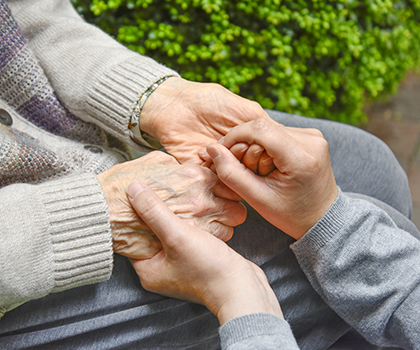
[0,111,417,350]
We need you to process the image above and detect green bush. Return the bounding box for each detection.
[72,0,420,124]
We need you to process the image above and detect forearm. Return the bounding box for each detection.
[8,0,179,148]
[0,174,113,318]
[292,190,420,349]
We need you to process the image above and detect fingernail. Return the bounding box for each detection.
[199,149,209,159]
[128,182,147,200]
[218,137,225,144]
[207,145,221,159]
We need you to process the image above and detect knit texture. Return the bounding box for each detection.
[8,0,179,150]
[0,0,131,187]
[219,313,299,350]
[40,174,114,292]
[0,117,126,187]
[0,0,107,145]
[292,191,420,348]
[0,0,132,318]
[0,173,113,306]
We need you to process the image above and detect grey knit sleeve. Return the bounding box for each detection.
[0,174,113,317]
[291,190,420,349]
[7,0,180,149]
[219,313,300,350]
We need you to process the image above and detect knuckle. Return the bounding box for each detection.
[219,200,247,222]
[315,137,330,158]
[183,164,208,182]
[155,150,176,163]
[182,163,199,176]
[308,128,324,138]
[139,277,155,293]
[250,100,265,114]
[236,204,247,225]
[212,224,234,242]
[207,82,225,94]
[253,118,271,134]
[299,136,330,172]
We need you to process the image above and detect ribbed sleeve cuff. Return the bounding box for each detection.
[219,313,299,350]
[38,173,113,292]
[85,56,179,150]
[292,188,351,253]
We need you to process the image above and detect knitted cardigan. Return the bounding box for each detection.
[0,0,178,318]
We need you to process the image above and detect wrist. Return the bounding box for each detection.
[216,293,283,326]
[293,185,339,240]
[129,76,176,147]
[204,265,283,326]
[139,76,182,137]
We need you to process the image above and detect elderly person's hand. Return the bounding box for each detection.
[128,181,283,326]
[139,77,272,164]
[206,119,338,240]
[97,151,246,260]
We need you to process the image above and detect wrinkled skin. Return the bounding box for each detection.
[140,77,272,164]
[97,151,246,259]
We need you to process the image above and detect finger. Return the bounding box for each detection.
[213,180,243,201]
[128,182,190,248]
[211,200,247,227]
[199,148,211,162]
[200,143,249,171]
[257,151,275,176]
[219,118,301,166]
[199,148,217,170]
[229,143,249,160]
[209,223,234,242]
[200,158,214,170]
[209,163,216,173]
[242,143,265,174]
[206,143,268,205]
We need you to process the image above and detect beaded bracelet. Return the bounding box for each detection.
[129,76,174,148]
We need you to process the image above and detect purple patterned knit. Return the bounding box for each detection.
[0,0,107,145]
[0,2,25,71]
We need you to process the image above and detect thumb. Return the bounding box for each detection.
[206,143,265,203]
[127,182,187,248]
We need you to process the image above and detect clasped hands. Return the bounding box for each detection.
[98,77,338,325]
[140,76,336,240]
[98,76,275,260]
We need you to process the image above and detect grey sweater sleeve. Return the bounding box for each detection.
[0,174,113,319]
[8,0,180,149]
[291,190,420,349]
[219,313,300,350]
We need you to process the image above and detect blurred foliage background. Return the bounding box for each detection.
[72,0,420,124]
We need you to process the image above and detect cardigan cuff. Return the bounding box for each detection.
[292,188,351,253]
[85,56,180,150]
[38,173,113,292]
[219,313,299,349]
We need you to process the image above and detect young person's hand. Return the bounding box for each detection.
[128,181,282,325]
[206,118,338,240]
